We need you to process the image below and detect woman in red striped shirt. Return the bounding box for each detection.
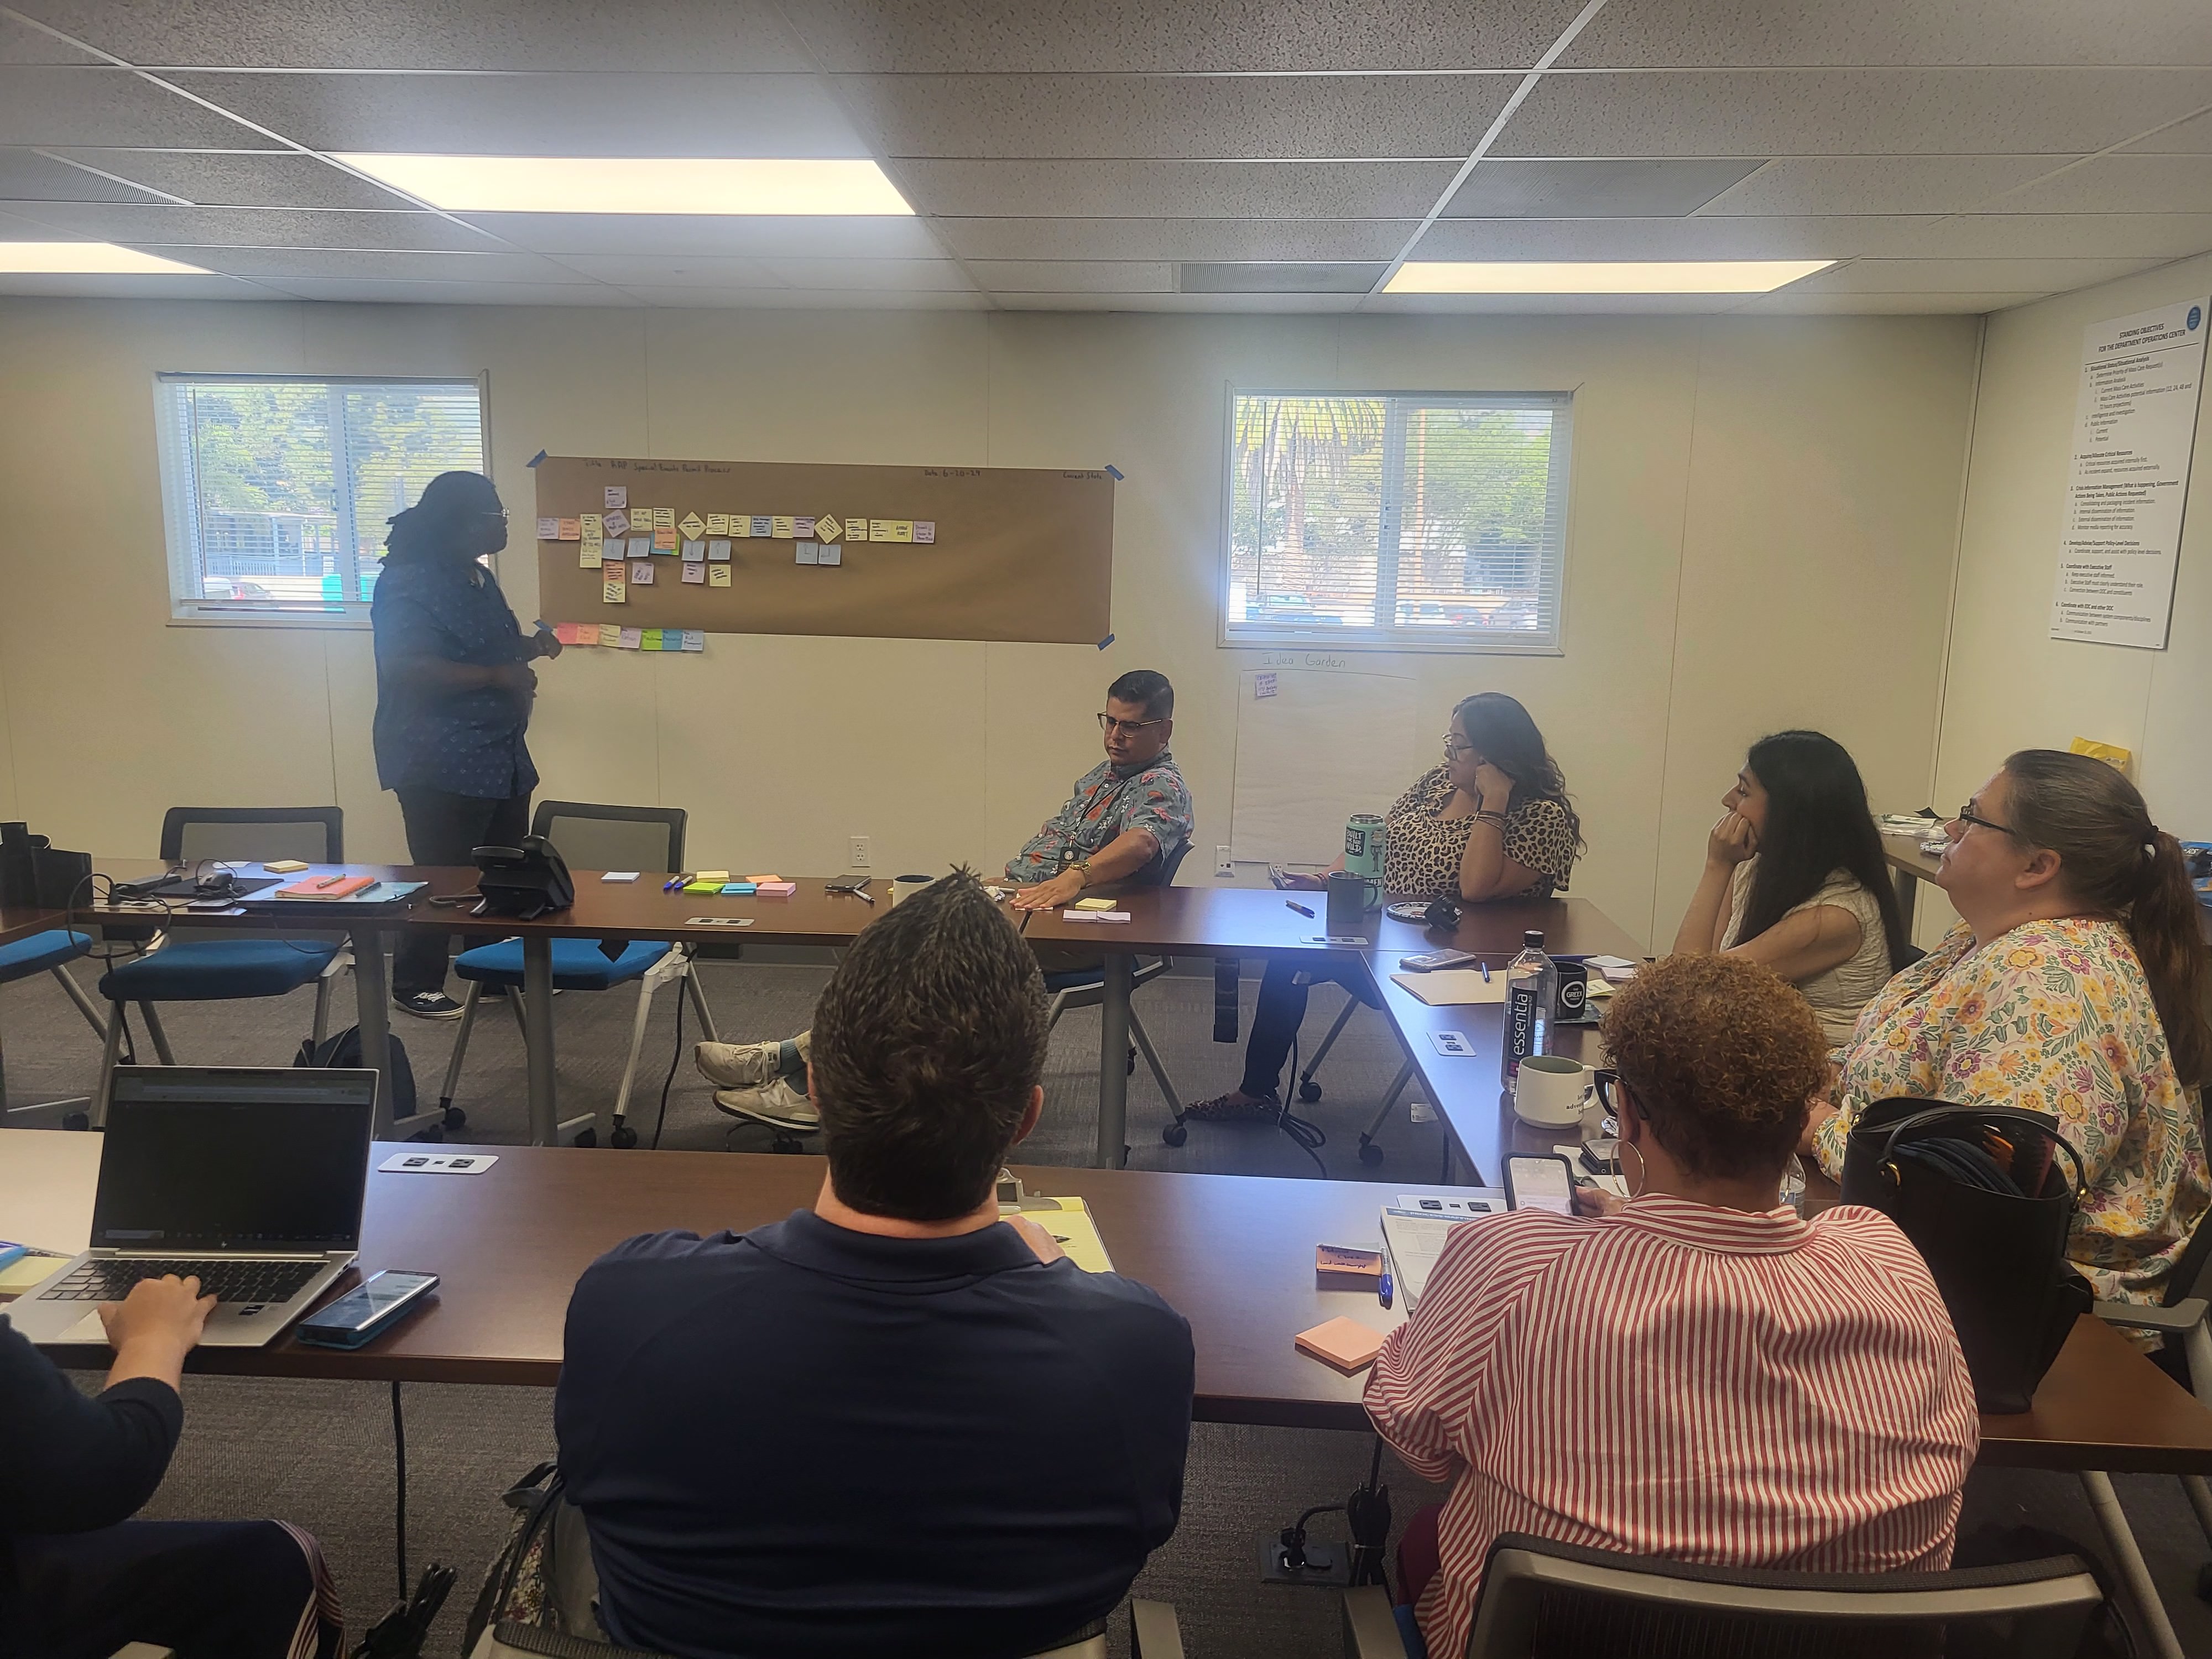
[1366,953,1978,1659]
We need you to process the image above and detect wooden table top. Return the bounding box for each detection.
[17,1135,2209,1465]
[0,900,66,949]
[1883,838,1947,884]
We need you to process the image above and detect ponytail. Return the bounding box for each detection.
[2004,749,2212,1089]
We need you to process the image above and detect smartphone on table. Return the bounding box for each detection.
[295,1270,439,1349]
[1503,1154,1579,1217]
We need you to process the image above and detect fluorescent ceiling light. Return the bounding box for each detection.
[1384,260,1833,295]
[0,242,210,274]
[335,154,913,216]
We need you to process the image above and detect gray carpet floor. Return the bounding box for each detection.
[5,950,2209,1657]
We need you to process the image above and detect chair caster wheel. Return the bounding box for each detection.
[573,1129,597,1147]
[1162,1123,1188,1147]
[442,1105,467,1130]
[1358,1140,1384,1166]
[1298,1081,1322,1104]
[62,1111,89,1132]
[609,1125,638,1149]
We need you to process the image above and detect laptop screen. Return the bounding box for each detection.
[93,1068,375,1250]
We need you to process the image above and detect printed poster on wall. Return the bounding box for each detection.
[2050,296,2209,648]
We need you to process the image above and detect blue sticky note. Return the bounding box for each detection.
[720,882,757,896]
[682,630,705,652]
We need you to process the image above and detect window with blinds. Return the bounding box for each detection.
[1223,391,1573,653]
[154,374,487,622]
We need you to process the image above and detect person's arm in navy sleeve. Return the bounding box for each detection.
[375,581,537,702]
[0,1274,216,1533]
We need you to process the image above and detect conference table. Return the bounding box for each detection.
[1882,835,1947,936]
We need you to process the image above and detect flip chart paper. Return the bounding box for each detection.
[705,513,729,535]
[706,538,731,561]
[708,564,732,587]
[912,520,936,544]
[679,513,705,539]
[603,486,627,510]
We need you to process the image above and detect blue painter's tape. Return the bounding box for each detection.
[1096,632,1115,651]
[527,449,547,467]
[1104,463,1124,481]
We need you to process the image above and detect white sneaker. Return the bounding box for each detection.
[1408,1097,1436,1124]
[695,1039,784,1088]
[713,1077,820,1132]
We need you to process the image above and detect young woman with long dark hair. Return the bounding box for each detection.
[1673,730,1908,1042]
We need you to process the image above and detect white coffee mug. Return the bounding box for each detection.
[1512,1055,1593,1128]
[889,874,935,907]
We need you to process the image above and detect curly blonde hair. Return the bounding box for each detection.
[1600,953,1827,1182]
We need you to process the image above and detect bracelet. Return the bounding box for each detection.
[1474,811,1507,830]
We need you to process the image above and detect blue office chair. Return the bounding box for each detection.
[93,808,350,1124]
[1040,840,1193,1122]
[0,928,108,1128]
[438,801,723,1149]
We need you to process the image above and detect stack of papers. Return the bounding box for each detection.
[1389,970,1505,1006]
[1379,1193,1505,1313]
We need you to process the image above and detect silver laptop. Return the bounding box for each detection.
[8,1066,374,1348]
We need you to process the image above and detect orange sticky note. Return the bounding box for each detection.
[1294,1317,1386,1374]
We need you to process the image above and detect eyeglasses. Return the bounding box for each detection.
[1441,733,1474,758]
[1592,1068,1647,1122]
[1952,801,2017,839]
[1098,712,1166,736]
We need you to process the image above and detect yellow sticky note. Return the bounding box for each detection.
[705,512,730,535]
[581,513,603,538]
[888,519,914,542]
[1073,896,1118,910]
[653,507,675,531]
[846,514,871,542]
[599,623,622,646]
[679,512,705,539]
[812,514,842,544]
[870,519,897,541]
[603,579,627,604]
[708,564,732,587]
[579,544,602,568]
[771,515,796,539]
[2070,737,2133,771]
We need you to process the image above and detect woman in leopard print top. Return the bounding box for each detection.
[1186,693,1580,1120]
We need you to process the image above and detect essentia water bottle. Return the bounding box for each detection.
[1500,930,1558,1084]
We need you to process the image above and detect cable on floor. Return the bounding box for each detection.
[649,967,689,1150]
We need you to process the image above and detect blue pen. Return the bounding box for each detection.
[663,874,692,893]
[1378,1271,1394,1310]
[1480,961,1490,982]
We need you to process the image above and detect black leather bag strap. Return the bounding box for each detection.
[1865,1104,2087,1203]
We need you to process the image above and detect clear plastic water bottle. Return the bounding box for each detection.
[1500,930,1558,1085]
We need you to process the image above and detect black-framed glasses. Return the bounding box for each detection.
[1098,712,1166,736]
[1592,1068,1647,1122]
[1953,801,2016,838]
[1441,733,1474,758]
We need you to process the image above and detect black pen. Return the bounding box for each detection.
[1285,899,1315,919]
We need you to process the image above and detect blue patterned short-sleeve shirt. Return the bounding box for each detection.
[1006,752,1193,885]
[371,555,540,800]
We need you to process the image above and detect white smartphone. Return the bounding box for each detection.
[1503,1153,1578,1216]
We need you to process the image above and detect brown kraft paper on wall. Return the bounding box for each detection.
[533,455,1114,644]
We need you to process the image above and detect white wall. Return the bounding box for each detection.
[0,299,1980,950]
[1935,250,2212,896]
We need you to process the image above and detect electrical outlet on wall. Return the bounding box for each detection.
[1215,845,1234,878]
[849,836,871,868]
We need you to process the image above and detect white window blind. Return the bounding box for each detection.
[1223,391,1573,652]
[154,374,486,622]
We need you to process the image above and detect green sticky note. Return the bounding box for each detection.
[641,628,664,650]
[684,879,721,894]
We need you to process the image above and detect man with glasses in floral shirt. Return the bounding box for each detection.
[698,670,1192,1131]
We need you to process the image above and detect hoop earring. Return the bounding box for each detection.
[1619,1140,1648,1201]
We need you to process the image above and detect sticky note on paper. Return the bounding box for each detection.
[771,515,796,539]
[603,578,626,603]
[581,513,603,538]
[679,513,705,539]
[729,515,751,539]
[653,507,675,531]
[683,630,704,651]
[704,512,729,535]
[817,543,842,565]
[627,535,653,560]
[604,509,629,537]
[793,515,815,539]
[1256,671,1278,698]
[813,514,842,543]
[572,624,599,646]
[653,528,678,551]
[630,561,655,585]
[845,514,870,542]
[888,519,914,542]
[580,544,602,568]
[641,629,664,650]
[599,623,622,646]
[706,538,731,561]
[750,516,773,538]
[618,627,641,650]
[681,539,706,562]
[536,517,559,540]
[604,486,627,510]
[912,520,935,544]
[795,541,818,565]
[681,562,705,583]
[708,564,731,587]
[555,518,580,540]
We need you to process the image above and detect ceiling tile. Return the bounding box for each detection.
[1790,255,2161,291]
[8,1,815,71]
[967,259,1172,292]
[469,213,946,259]
[936,217,1417,262]
[1443,158,1762,217]
[992,290,1362,311]
[841,74,1513,161]
[183,246,600,283]
[0,146,169,201]
[1560,0,2212,69]
[612,285,989,309]
[1980,155,2212,215]
[776,0,1588,73]
[49,148,414,208]
[1,201,503,249]
[0,66,255,145]
[549,253,787,288]
[898,160,1459,220]
[251,275,642,305]
[1178,261,1386,292]
[1698,155,2073,216]
[0,270,273,298]
[755,257,974,291]
[1494,69,2212,157]
[1896,212,2212,258]
[1730,290,2054,315]
[0,14,98,64]
[163,71,870,158]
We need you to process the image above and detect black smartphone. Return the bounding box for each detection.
[1580,1139,1620,1175]
[1503,1154,1578,1216]
[295,1270,439,1349]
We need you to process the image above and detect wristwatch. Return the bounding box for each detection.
[1073,858,1094,888]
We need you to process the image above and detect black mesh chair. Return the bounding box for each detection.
[1039,840,1193,1120]
[1341,1532,2104,1659]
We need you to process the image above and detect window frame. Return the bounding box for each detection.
[153,370,492,629]
[1215,385,1575,656]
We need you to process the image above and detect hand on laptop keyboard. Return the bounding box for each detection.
[41,1259,325,1304]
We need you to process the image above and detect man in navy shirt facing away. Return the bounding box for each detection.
[555,870,1195,1659]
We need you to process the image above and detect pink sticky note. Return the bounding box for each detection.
[556,518,581,540]
[535,517,559,540]
[912,520,936,544]
[681,562,706,583]
[618,627,642,650]
[630,561,655,585]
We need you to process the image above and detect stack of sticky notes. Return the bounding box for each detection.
[1294,1316,1387,1374]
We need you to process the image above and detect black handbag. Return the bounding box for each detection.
[1840,1099,2092,1413]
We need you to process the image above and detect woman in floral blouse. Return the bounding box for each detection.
[1807,750,2211,1305]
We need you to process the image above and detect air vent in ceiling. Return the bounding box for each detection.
[1442,159,1765,219]
[1178,262,1389,294]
